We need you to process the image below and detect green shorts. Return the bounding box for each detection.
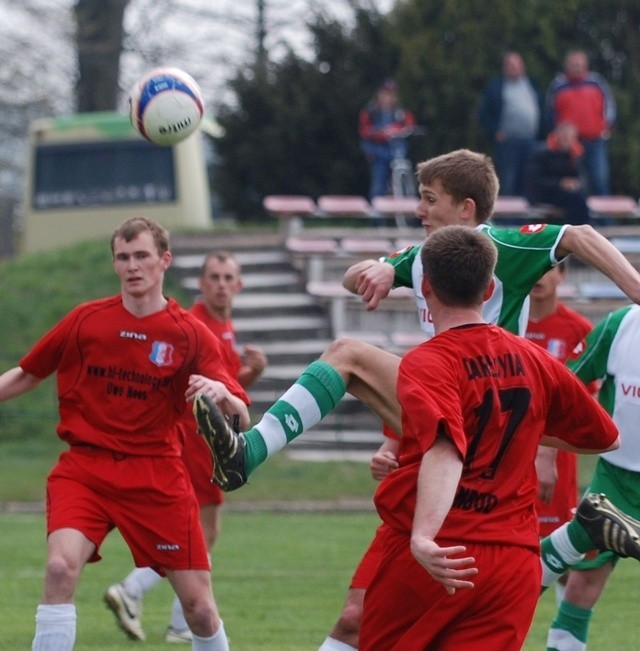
[574,457,640,570]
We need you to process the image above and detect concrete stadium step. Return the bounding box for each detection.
[170,230,383,454]
[180,271,302,293]
[233,315,327,332]
[172,249,290,272]
[287,429,384,454]
[232,293,319,314]
[252,339,333,365]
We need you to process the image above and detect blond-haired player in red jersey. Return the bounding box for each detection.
[526,267,596,518]
[0,217,249,651]
[526,264,597,606]
[106,250,267,643]
[359,226,619,651]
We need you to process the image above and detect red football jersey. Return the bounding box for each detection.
[20,296,248,457]
[526,302,593,364]
[180,302,249,505]
[526,301,595,536]
[190,301,242,378]
[375,323,617,553]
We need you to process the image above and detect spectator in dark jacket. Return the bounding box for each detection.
[526,122,592,225]
[477,51,545,197]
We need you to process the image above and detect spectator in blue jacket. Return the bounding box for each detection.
[477,51,544,197]
[546,49,616,196]
[358,79,416,200]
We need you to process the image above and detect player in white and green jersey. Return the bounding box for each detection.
[379,222,568,337]
[206,149,640,488]
[543,304,640,651]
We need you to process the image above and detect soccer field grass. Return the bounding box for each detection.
[2,510,639,650]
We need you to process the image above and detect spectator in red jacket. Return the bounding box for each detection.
[546,49,616,196]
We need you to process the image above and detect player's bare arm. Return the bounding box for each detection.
[411,433,478,594]
[186,374,250,429]
[535,445,558,504]
[0,367,41,402]
[342,259,396,310]
[540,433,620,454]
[556,225,640,304]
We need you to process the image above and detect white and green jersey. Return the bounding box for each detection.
[567,304,640,471]
[383,222,568,337]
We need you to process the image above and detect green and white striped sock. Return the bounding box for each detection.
[546,600,592,650]
[243,360,346,475]
[540,522,590,588]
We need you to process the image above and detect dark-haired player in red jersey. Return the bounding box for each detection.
[0,217,248,651]
[358,226,619,651]
[106,250,267,643]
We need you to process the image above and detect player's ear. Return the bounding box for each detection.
[161,251,172,271]
[421,275,432,298]
[460,197,477,224]
[483,278,495,301]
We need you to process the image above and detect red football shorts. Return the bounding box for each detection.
[350,523,390,590]
[360,529,540,651]
[46,447,209,575]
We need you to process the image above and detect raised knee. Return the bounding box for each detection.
[324,337,364,367]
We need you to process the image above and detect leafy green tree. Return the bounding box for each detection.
[213,0,640,217]
[212,7,402,219]
[387,0,640,194]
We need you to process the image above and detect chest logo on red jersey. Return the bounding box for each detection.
[569,339,587,360]
[519,224,547,234]
[149,341,174,367]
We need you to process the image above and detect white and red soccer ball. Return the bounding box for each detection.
[128,67,204,146]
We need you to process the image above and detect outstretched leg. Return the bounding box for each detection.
[540,493,640,589]
[195,338,401,490]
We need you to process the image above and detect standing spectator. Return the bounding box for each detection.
[477,50,544,196]
[526,122,592,225]
[0,216,249,650]
[358,78,416,200]
[544,304,640,650]
[105,250,267,643]
[546,48,616,196]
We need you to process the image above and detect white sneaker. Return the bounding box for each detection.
[165,626,193,643]
[103,583,145,641]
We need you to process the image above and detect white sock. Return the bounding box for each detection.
[547,627,586,650]
[555,580,567,606]
[122,566,162,600]
[32,604,76,651]
[170,594,189,631]
[550,526,586,565]
[192,620,229,651]
[318,637,357,651]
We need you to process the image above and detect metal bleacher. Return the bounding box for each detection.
[264,193,640,333]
